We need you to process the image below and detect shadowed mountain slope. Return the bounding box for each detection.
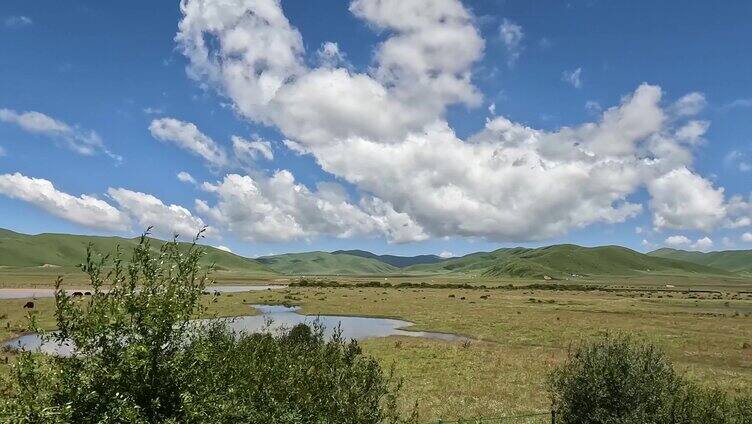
[331,249,445,268]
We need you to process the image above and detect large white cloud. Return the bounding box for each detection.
[663,235,714,251]
[0,108,120,160]
[108,188,209,238]
[0,173,129,231]
[196,172,382,242]
[0,173,209,238]
[176,0,739,243]
[648,167,726,232]
[176,0,305,121]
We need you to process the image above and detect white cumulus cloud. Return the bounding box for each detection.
[664,235,691,247]
[691,236,713,251]
[672,92,706,116]
[149,118,228,167]
[648,167,726,232]
[174,0,743,243]
[0,173,212,240]
[316,42,348,69]
[196,172,382,242]
[107,188,209,238]
[0,173,129,231]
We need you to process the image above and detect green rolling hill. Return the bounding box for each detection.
[331,249,445,268]
[257,251,398,275]
[648,248,752,274]
[2,228,743,280]
[404,245,731,278]
[0,228,274,274]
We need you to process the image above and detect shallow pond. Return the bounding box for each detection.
[0,285,286,300]
[3,304,466,356]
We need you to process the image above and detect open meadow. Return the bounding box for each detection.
[3,280,750,422]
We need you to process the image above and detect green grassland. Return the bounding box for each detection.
[0,229,276,287]
[227,286,752,420]
[4,285,750,421]
[650,247,752,274]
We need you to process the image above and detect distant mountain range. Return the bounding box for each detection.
[2,228,750,279]
[256,251,399,275]
[331,249,444,268]
[401,244,730,278]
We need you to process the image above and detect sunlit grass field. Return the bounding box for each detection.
[2,283,750,421]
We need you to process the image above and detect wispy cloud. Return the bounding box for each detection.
[149,117,274,170]
[499,19,524,67]
[177,171,197,185]
[721,98,752,111]
[4,15,32,29]
[562,68,583,88]
[725,150,751,172]
[0,108,121,161]
[585,100,601,114]
[143,107,164,115]
[149,118,228,168]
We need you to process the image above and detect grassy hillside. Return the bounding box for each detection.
[0,229,274,274]
[258,251,398,275]
[1,227,739,281]
[405,245,730,278]
[332,249,445,268]
[649,248,752,274]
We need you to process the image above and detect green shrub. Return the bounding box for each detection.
[548,335,679,424]
[548,335,752,424]
[0,231,414,424]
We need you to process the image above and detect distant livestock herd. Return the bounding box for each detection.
[21,291,92,309]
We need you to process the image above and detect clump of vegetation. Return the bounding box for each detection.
[0,230,414,424]
[548,335,752,424]
[290,278,602,292]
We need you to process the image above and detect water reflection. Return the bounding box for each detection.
[3,304,466,356]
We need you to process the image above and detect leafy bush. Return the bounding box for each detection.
[548,335,752,424]
[0,231,414,424]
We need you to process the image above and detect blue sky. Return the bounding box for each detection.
[0,0,750,258]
